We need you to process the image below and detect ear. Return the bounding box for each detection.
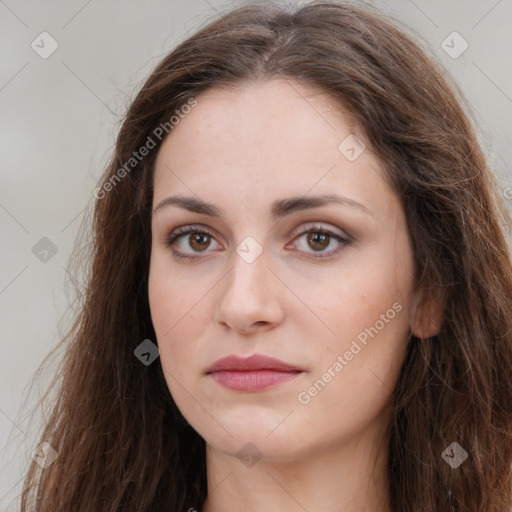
[410,288,444,339]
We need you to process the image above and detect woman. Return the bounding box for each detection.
[21,1,512,511]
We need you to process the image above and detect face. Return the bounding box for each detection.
[148,79,418,463]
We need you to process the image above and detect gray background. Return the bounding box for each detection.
[1,0,511,509]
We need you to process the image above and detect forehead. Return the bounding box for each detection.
[152,79,395,221]
[155,79,358,169]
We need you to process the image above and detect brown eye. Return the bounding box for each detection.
[165,226,222,259]
[291,225,352,259]
[307,232,331,251]
[188,233,211,252]
[165,224,351,261]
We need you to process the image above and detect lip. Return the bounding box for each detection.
[206,354,302,373]
[206,354,304,392]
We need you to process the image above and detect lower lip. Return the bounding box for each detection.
[208,370,302,391]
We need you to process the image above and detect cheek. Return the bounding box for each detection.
[304,241,413,397]
[316,248,413,347]
[148,265,218,438]
[148,249,210,335]
[148,255,204,376]
[294,293,410,447]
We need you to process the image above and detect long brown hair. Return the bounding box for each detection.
[19,1,512,510]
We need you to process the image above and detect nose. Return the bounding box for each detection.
[214,249,285,335]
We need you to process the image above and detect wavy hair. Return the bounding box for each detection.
[20,1,512,511]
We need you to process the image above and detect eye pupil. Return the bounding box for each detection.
[308,232,329,251]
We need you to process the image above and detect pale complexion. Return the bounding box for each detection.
[148,79,442,512]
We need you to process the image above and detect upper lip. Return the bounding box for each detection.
[206,354,303,373]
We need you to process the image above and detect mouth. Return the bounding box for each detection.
[206,354,304,392]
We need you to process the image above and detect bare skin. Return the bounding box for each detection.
[148,79,441,512]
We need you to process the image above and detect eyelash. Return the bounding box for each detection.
[164,224,352,260]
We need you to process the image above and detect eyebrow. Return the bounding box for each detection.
[152,193,373,219]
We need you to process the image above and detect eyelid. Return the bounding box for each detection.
[289,222,351,242]
[165,224,222,252]
[164,222,352,259]
[166,221,351,242]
